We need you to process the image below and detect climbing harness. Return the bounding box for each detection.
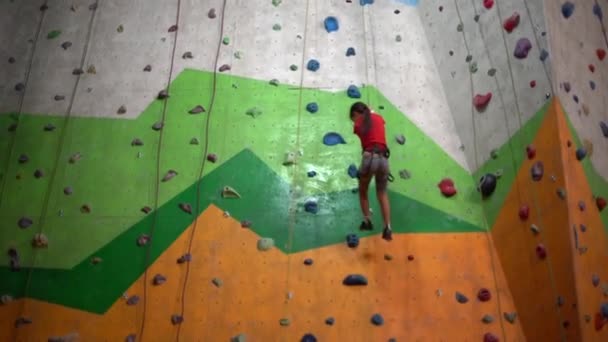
[362,144,394,182]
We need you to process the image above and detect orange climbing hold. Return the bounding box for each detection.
[503,12,520,33]
[597,48,606,61]
[473,93,492,111]
[438,178,457,197]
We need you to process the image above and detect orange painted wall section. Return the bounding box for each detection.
[491,99,580,341]
[1,205,524,341]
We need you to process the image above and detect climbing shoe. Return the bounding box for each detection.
[382,226,393,241]
[359,220,373,231]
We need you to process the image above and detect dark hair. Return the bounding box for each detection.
[350,102,372,135]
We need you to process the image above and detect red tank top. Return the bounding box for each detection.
[353,112,387,151]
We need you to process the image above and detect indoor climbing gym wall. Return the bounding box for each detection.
[0,0,607,341]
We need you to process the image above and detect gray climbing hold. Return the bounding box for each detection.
[531,161,544,181]
[125,334,136,342]
[69,152,82,164]
[455,291,468,303]
[18,217,33,229]
[44,123,56,131]
[482,314,494,324]
[168,25,178,33]
[530,224,540,235]
[487,68,497,76]
[8,57,15,63]
[1,294,14,305]
[234,51,243,59]
[563,82,571,93]
[257,238,274,251]
[189,105,205,114]
[126,295,140,306]
[246,107,262,118]
[143,65,152,72]
[153,274,167,285]
[269,79,279,86]
[290,64,298,71]
[179,203,192,214]
[371,313,384,326]
[399,169,411,179]
[72,68,84,75]
[465,55,472,62]
[34,169,44,179]
[231,334,247,342]
[273,23,282,31]
[152,122,163,131]
[343,274,368,286]
[212,277,223,287]
[540,49,549,62]
[61,41,72,50]
[219,64,231,72]
[157,90,169,99]
[208,8,216,18]
[474,14,480,22]
[117,105,127,114]
[600,121,608,138]
[279,318,290,326]
[395,134,406,145]
[54,95,65,101]
[162,170,178,182]
[457,23,464,32]
[514,38,532,59]
[48,333,80,342]
[171,315,184,325]
[469,61,478,73]
[490,149,498,159]
[557,188,567,199]
[131,138,143,146]
[14,83,25,91]
[593,274,600,287]
[395,35,402,42]
[182,51,193,59]
[503,312,517,324]
[601,302,608,319]
[384,254,393,261]
[63,186,73,195]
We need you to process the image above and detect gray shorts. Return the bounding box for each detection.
[359,151,390,192]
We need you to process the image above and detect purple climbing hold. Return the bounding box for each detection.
[18,154,29,164]
[323,132,346,146]
[593,274,600,287]
[573,95,579,103]
[600,121,608,138]
[590,81,596,90]
[593,3,603,21]
[514,38,532,59]
[562,2,575,19]
[18,217,33,229]
[126,295,140,306]
[153,274,167,285]
[177,253,192,264]
[171,315,184,325]
[34,169,44,179]
[125,334,136,342]
[531,161,544,181]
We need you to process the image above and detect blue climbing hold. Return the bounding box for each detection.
[325,317,335,325]
[540,49,549,62]
[562,2,575,19]
[371,314,384,326]
[324,16,339,33]
[343,274,367,285]
[600,121,608,138]
[573,95,579,103]
[346,233,359,248]
[576,147,587,161]
[348,164,359,178]
[304,258,314,265]
[307,59,320,72]
[306,102,318,113]
[347,85,361,98]
[301,334,317,342]
[346,47,356,56]
[601,302,608,319]
[360,0,374,5]
[307,170,317,177]
[323,132,346,146]
[304,200,319,214]
[590,80,596,90]
[593,3,603,21]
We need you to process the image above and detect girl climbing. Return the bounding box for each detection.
[349,102,393,241]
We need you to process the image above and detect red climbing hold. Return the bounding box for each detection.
[597,48,606,61]
[407,255,415,261]
[477,288,491,302]
[438,178,457,197]
[519,205,530,220]
[483,0,494,10]
[473,93,492,111]
[529,80,536,88]
[589,64,595,73]
[595,313,607,331]
[483,332,499,342]
[597,196,606,211]
[526,145,536,159]
[503,12,520,33]
[535,244,547,260]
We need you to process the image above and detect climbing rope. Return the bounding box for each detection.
[14,0,100,335]
[136,0,184,339]
[173,0,228,340]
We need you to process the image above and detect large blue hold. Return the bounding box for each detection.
[343,274,368,285]
[304,200,319,214]
[324,16,339,33]
[360,0,374,5]
[346,47,356,56]
[346,233,359,248]
[371,314,384,326]
[301,334,317,342]
[347,85,361,98]
[562,2,575,19]
[576,147,587,161]
[323,132,346,146]
[307,59,320,72]
[306,102,318,113]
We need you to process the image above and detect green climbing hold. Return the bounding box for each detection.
[47,30,61,39]
[212,278,223,287]
[117,25,124,33]
[488,68,497,76]
[279,318,290,326]
[223,37,230,45]
[257,238,275,251]
[290,64,298,71]
[503,312,517,324]
[481,314,494,324]
[273,24,282,31]
[469,61,478,73]
[246,107,262,118]
[234,51,243,59]
[190,138,199,145]
[269,79,279,86]
[231,334,247,342]
[272,0,282,6]
[457,23,464,32]
[490,149,498,159]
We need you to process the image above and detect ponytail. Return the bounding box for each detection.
[350,102,372,134]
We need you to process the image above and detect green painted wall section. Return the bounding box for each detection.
[0,69,484,269]
[0,148,482,314]
[474,101,550,227]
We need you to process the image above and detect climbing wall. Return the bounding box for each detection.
[0,0,607,341]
